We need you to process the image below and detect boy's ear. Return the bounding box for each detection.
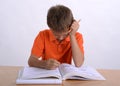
[77,19,81,23]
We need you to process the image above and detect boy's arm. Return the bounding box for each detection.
[28,54,60,70]
[69,20,84,67]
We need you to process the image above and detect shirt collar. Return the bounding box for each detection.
[49,30,70,43]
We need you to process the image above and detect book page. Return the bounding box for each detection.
[59,63,105,80]
[59,63,80,77]
[21,66,61,79]
[76,66,106,80]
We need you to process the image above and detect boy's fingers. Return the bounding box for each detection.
[54,60,60,65]
[49,58,60,65]
[68,28,73,33]
[78,19,81,23]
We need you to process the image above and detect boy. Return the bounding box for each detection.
[28,5,84,70]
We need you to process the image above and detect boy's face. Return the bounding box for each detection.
[52,29,71,42]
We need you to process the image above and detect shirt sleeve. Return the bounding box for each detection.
[31,31,45,57]
[76,32,84,55]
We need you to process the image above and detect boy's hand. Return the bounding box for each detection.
[69,20,80,36]
[44,58,60,70]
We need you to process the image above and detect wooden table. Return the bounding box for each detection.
[0,66,120,86]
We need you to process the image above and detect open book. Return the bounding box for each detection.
[16,63,105,84]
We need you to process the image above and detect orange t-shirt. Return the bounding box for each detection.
[31,29,84,64]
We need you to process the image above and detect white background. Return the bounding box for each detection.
[0,0,120,69]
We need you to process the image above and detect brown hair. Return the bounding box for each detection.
[47,5,74,33]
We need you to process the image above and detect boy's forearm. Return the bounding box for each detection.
[28,55,60,70]
[28,55,46,68]
[70,35,84,67]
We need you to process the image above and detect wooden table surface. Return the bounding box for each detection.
[0,66,120,86]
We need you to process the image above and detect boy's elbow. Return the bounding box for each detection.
[28,58,32,67]
[75,63,83,67]
[28,56,34,67]
[75,58,84,67]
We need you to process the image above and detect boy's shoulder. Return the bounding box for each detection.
[39,29,51,33]
[38,29,51,35]
[38,29,52,38]
[76,32,83,37]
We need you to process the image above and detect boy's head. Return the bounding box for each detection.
[47,5,74,33]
